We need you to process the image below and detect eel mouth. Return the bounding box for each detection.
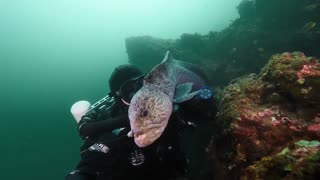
[133,124,164,147]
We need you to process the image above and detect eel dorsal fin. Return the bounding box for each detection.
[161,51,173,63]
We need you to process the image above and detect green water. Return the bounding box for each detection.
[0,0,240,179]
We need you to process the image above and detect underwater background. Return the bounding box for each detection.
[0,0,242,179]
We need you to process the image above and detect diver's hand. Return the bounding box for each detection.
[78,115,129,138]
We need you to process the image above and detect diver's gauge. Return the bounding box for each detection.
[129,149,145,166]
[199,86,213,99]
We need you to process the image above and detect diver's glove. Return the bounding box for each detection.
[78,115,129,139]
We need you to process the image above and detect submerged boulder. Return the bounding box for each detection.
[261,52,320,112]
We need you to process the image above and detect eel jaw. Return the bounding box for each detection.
[133,123,166,147]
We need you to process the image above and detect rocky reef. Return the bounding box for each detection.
[126,0,320,87]
[209,52,320,179]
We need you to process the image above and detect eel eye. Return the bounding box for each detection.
[141,110,148,117]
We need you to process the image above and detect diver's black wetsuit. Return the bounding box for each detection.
[176,95,218,180]
[66,99,187,180]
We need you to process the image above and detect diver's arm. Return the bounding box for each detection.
[78,115,129,138]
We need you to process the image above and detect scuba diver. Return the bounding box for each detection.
[66,63,218,180]
[66,64,189,180]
